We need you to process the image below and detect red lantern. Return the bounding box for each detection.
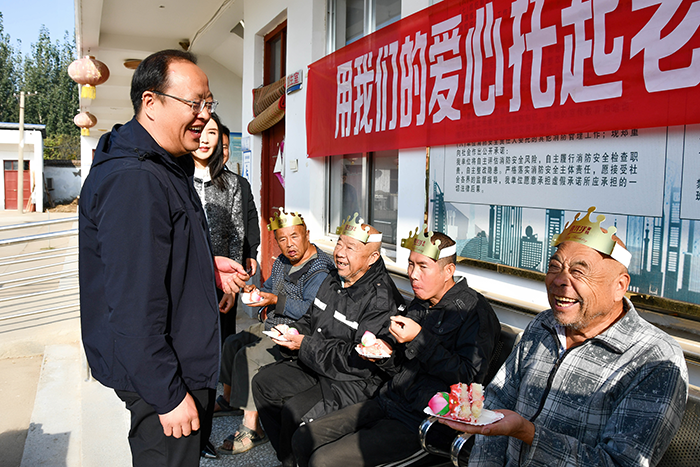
[68,56,110,99]
[74,111,97,136]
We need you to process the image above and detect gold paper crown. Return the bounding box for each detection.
[401,225,456,260]
[552,206,631,267]
[267,208,305,231]
[335,212,383,243]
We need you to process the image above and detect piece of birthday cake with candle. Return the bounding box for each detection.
[428,382,484,423]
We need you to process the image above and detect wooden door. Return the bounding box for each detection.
[260,21,287,278]
[4,161,31,210]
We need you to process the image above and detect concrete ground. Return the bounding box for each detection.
[0,355,41,467]
[0,211,79,467]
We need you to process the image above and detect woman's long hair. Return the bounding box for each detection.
[206,113,229,191]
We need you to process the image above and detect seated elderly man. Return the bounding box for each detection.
[213,209,335,455]
[292,228,500,467]
[252,214,405,467]
[442,207,688,467]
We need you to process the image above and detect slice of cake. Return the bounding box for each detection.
[441,382,485,422]
[470,383,484,419]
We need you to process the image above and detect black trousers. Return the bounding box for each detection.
[252,360,324,467]
[115,388,215,467]
[292,398,420,467]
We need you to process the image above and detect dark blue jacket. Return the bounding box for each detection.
[79,118,220,414]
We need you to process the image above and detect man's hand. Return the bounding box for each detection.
[274,332,304,351]
[246,258,258,276]
[359,338,393,362]
[438,409,535,445]
[214,256,249,294]
[389,316,421,343]
[249,290,278,308]
[158,393,200,438]
[219,293,235,314]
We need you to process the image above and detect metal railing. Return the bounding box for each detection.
[0,216,79,322]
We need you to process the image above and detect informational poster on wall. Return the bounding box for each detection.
[228,132,243,174]
[429,125,700,305]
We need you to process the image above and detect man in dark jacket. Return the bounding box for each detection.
[252,214,405,467]
[79,49,248,467]
[292,228,500,467]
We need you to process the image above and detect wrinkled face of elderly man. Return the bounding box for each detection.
[545,240,630,336]
[274,224,312,265]
[333,226,381,288]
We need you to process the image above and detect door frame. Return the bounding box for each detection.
[260,20,288,279]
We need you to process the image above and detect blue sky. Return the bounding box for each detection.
[1,0,75,57]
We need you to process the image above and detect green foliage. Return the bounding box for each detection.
[0,16,79,159]
[23,26,79,137]
[44,133,79,160]
[0,13,21,122]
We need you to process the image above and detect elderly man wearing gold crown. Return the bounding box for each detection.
[252,213,405,467]
[291,227,500,467]
[442,207,688,467]
[212,209,335,456]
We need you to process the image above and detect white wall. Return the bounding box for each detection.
[199,56,243,133]
[80,135,100,185]
[44,165,82,204]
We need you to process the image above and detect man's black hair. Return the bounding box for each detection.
[432,231,457,266]
[130,49,197,115]
[219,121,231,140]
[205,113,229,191]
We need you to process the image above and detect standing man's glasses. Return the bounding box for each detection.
[152,91,218,114]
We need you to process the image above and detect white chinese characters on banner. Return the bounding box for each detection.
[331,0,700,140]
[442,128,667,217]
[630,0,700,92]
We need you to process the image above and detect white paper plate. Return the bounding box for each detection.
[262,330,289,342]
[241,292,263,305]
[423,407,504,426]
[355,345,391,359]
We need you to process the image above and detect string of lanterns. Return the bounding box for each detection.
[68,55,110,136]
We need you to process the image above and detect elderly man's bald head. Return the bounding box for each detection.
[364,224,382,254]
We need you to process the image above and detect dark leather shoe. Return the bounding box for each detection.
[201,440,218,459]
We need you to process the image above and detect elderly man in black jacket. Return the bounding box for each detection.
[252,214,405,467]
[79,50,248,467]
[292,228,500,467]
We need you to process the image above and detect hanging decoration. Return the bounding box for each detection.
[273,139,285,187]
[74,111,97,136]
[68,55,110,99]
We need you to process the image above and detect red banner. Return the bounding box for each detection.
[306,0,700,157]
